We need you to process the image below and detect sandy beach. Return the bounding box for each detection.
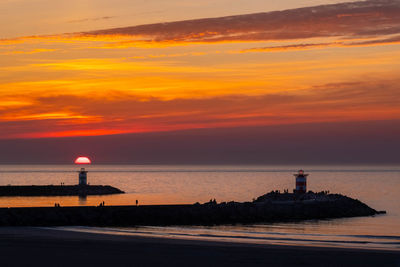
[0,227,398,267]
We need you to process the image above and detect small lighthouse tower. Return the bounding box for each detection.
[74,156,91,186]
[79,168,88,186]
[294,170,308,194]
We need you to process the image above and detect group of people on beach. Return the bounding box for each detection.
[54,199,140,208]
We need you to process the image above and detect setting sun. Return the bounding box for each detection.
[74,156,91,164]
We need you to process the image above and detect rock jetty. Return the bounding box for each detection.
[0,185,124,196]
[0,191,385,226]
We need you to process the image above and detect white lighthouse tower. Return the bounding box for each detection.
[294,170,308,194]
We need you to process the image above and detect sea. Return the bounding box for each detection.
[0,165,399,251]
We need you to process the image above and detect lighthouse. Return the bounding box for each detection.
[74,156,91,186]
[294,170,308,194]
[78,168,88,185]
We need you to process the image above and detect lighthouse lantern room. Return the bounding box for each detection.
[294,170,308,194]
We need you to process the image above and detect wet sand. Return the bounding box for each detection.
[0,227,398,266]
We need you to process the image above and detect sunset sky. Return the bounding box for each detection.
[1,0,399,163]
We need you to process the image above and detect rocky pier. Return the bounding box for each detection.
[0,185,124,196]
[0,191,385,226]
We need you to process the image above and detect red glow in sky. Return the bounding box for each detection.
[74,156,91,164]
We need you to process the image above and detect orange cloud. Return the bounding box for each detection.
[14,129,129,139]
[0,48,57,56]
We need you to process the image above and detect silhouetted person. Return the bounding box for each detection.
[136,200,138,206]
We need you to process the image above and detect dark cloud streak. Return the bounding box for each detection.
[83,0,400,43]
[67,16,116,24]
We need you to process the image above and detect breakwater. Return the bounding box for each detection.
[0,192,385,226]
[0,185,124,196]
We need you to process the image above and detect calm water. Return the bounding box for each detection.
[1,165,399,250]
